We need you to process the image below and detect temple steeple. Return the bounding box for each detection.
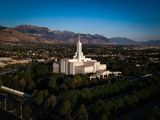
[73,35,85,61]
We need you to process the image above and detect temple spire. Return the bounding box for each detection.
[78,34,80,43]
[73,34,85,61]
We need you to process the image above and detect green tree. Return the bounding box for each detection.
[27,80,35,92]
[59,100,71,117]
[92,100,105,115]
[23,70,32,82]
[33,91,44,106]
[32,63,48,77]
[99,113,108,120]
[19,79,26,91]
[47,94,56,109]
[60,83,68,91]
[48,76,57,91]
[12,75,19,89]
[6,99,13,110]
[77,104,88,120]
[0,79,2,86]
[22,104,32,120]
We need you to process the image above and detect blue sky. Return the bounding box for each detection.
[0,0,160,41]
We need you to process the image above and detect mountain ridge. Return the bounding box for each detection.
[0,24,160,45]
[0,28,53,44]
[110,37,138,45]
[141,40,160,45]
[13,25,111,44]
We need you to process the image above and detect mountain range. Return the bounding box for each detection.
[110,37,138,45]
[141,40,160,45]
[13,25,111,44]
[0,24,160,45]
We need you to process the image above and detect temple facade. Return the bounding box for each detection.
[53,35,106,75]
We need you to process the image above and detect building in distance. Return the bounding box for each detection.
[53,35,106,75]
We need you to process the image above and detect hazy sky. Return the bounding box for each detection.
[0,0,160,41]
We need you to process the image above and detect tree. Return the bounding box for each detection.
[23,70,32,82]
[77,104,88,120]
[60,83,68,91]
[59,100,71,117]
[65,114,73,120]
[27,80,35,92]
[33,91,44,106]
[12,75,19,89]
[48,76,57,91]
[47,94,56,109]
[92,100,105,115]
[99,113,108,120]
[81,88,92,103]
[32,63,49,77]
[0,79,2,86]
[6,99,13,110]
[19,79,26,91]
[22,104,32,120]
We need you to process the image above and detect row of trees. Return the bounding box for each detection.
[50,74,160,120]
[59,80,131,109]
[89,75,160,119]
[32,90,56,109]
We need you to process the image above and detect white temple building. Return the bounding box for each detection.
[53,35,106,75]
